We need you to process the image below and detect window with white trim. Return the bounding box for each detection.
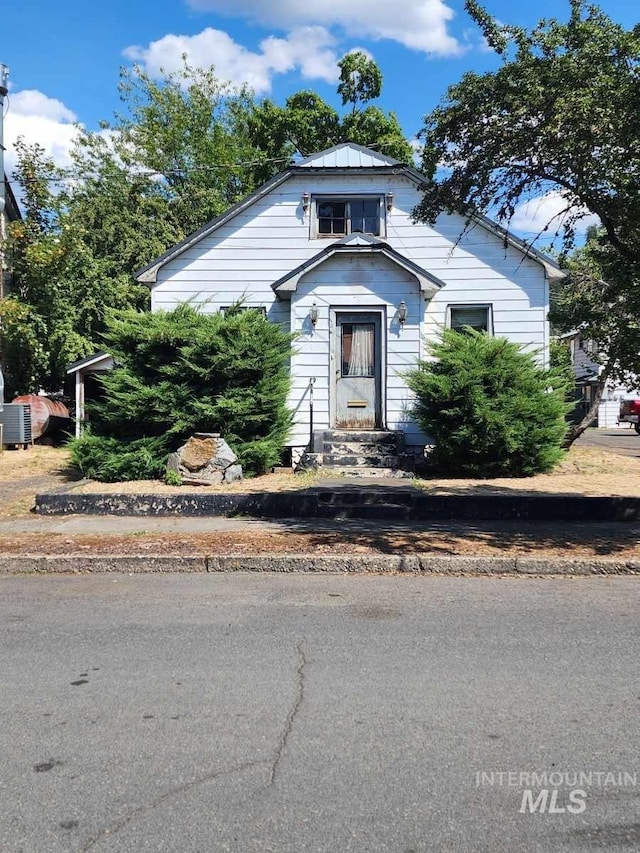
[314,197,383,238]
[448,305,493,334]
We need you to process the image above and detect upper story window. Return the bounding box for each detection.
[448,305,493,334]
[315,197,382,238]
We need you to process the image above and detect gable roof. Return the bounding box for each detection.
[271,234,444,297]
[134,142,563,284]
[66,351,114,374]
[296,142,401,169]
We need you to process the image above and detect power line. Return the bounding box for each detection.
[5,154,296,185]
[4,139,408,185]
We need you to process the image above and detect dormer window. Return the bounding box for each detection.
[314,197,382,238]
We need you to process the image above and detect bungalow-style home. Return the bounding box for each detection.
[135,143,563,472]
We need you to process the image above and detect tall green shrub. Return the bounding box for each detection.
[71,304,294,480]
[406,328,570,477]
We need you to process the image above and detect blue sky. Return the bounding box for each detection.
[2,0,637,236]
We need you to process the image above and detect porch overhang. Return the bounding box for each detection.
[271,234,444,298]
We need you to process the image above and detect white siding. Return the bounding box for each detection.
[152,170,551,451]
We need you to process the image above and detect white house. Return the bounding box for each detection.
[135,143,563,469]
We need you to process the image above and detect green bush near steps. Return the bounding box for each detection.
[70,303,294,481]
[405,328,571,478]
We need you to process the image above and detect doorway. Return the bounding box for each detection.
[334,312,383,429]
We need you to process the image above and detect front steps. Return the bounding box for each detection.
[300,429,414,478]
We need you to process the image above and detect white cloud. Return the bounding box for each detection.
[124,25,339,94]
[186,0,462,56]
[4,89,81,179]
[9,89,77,123]
[510,191,600,237]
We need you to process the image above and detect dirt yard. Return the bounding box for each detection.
[0,443,638,560]
[10,443,637,500]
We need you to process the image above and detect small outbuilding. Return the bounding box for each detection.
[65,351,114,438]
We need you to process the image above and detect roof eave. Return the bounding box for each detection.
[66,351,114,374]
[272,244,444,297]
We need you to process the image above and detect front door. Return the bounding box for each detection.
[334,312,382,429]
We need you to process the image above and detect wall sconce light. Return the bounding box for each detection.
[302,191,311,214]
[309,302,319,326]
[386,191,394,211]
[397,301,407,326]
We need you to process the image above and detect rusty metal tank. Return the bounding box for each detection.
[12,395,71,440]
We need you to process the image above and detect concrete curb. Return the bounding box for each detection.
[1,554,639,576]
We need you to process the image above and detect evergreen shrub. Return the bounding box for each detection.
[405,328,570,477]
[70,303,294,480]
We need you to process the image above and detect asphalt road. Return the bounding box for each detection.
[576,427,640,458]
[1,574,639,853]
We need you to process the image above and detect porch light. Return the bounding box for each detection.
[309,302,319,326]
[302,191,311,214]
[385,191,394,211]
[398,301,407,326]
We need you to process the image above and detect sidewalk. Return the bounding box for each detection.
[1,509,640,576]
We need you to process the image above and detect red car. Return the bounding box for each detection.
[619,399,640,433]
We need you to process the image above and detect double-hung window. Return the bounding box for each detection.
[315,197,382,238]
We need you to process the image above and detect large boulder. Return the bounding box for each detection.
[167,433,242,485]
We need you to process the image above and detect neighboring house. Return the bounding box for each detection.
[1,175,21,407]
[135,143,563,468]
[560,328,639,428]
[1,174,22,297]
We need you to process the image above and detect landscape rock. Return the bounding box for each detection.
[224,464,243,483]
[166,433,242,485]
[181,436,219,471]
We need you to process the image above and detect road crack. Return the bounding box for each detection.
[81,639,307,848]
[79,759,264,851]
[269,638,306,786]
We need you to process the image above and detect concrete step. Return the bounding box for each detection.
[323,441,399,455]
[323,467,415,479]
[323,430,403,445]
[322,454,401,468]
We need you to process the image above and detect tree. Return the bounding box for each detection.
[249,52,414,163]
[2,141,94,395]
[550,229,640,442]
[416,1,640,262]
[405,328,570,477]
[337,51,383,113]
[2,140,154,396]
[90,62,266,236]
[69,129,183,279]
[70,304,294,480]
